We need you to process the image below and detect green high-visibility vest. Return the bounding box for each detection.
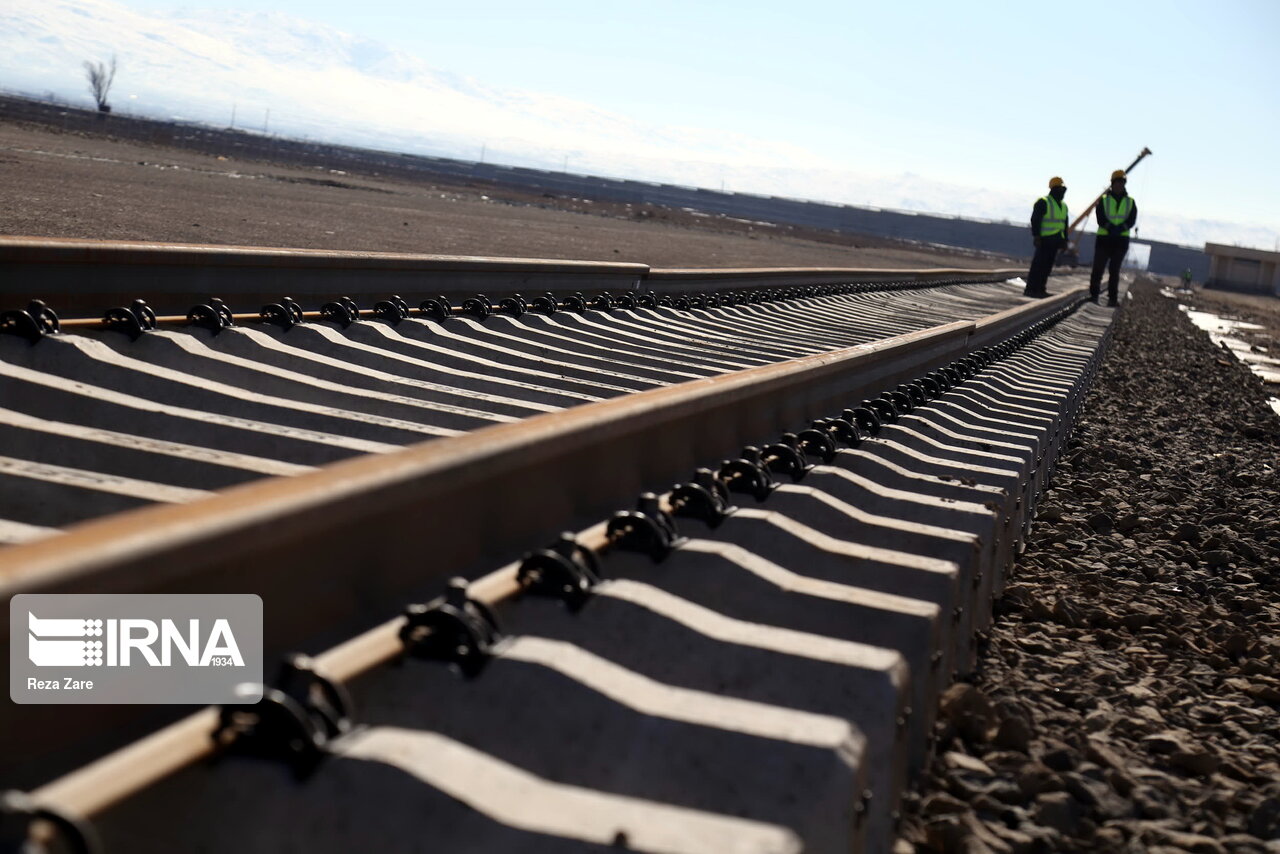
[1098,193,1134,237]
[1039,196,1068,237]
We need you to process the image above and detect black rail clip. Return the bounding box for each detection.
[260,297,304,330]
[862,397,898,425]
[213,653,353,779]
[947,359,973,381]
[498,294,528,317]
[606,492,685,561]
[763,435,813,481]
[844,406,882,436]
[898,382,928,408]
[530,292,558,315]
[103,299,157,340]
[813,415,861,448]
[399,578,501,677]
[461,294,491,319]
[374,295,410,324]
[0,300,60,344]
[188,297,235,335]
[320,297,359,328]
[561,292,587,313]
[0,790,101,854]
[215,687,327,779]
[719,447,776,501]
[517,533,602,610]
[881,389,913,417]
[418,295,453,322]
[795,426,839,463]
[670,468,736,528]
[276,654,353,741]
[927,369,953,392]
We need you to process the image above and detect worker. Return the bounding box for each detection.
[1181,268,1193,289]
[1090,170,1138,305]
[1025,177,1068,298]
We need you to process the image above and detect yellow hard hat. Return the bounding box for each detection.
[1048,176,1064,188]
[1111,170,1127,180]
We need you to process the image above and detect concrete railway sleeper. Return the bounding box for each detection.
[2,279,1033,537]
[0,278,1120,854]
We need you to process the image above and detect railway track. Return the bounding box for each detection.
[0,240,1113,853]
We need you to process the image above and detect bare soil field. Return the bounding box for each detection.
[1183,285,1280,356]
[0,121,1015,269]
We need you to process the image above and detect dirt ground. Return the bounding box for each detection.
[1181,283,1280,356]
[1188,289,1280,324]
[0,120,1016,270]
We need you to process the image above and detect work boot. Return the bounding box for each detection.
[1106,298,1119,307]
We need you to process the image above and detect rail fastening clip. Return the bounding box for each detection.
[0,300,60,344]
[670,468,736,529]
[399,578,501,677]
[607,492,685,561]
[517,533,603,611]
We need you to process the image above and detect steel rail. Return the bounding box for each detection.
[642,266,1022,294]
[0,236,1021,315]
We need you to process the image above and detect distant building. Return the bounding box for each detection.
[1204,243,1280,295]
[1122,242,1151,271]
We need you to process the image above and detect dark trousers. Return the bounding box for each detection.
[1025,236,1064,295]
[1090,235,1130,301]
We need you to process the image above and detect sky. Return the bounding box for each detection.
[6,0,1280,248]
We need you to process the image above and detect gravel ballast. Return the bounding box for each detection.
[896,278,1280,854]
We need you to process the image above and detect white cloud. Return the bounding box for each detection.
[3,0,1276,251]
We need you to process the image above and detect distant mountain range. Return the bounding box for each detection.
[3,0,1276,251]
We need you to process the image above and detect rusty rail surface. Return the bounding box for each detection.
[0,252,1112,854]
